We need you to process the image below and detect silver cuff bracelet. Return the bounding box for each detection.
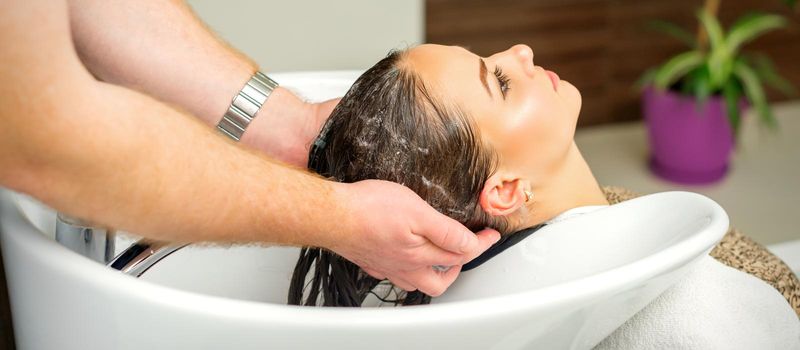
[216,71,279,141]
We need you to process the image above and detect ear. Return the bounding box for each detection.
[479,172,528,217]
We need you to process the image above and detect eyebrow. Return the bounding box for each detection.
[479,58,493,98]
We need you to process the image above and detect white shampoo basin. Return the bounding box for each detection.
[0,72,729,350]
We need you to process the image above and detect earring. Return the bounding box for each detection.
[524,189,534,203]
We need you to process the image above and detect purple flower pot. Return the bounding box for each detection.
[642,87,739,185]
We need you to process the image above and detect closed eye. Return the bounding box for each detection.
[494,66,511,99]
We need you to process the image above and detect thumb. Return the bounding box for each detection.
[462,228,501,263]
[416,210,480,254]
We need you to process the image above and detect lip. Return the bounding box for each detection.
[545,70,560,91]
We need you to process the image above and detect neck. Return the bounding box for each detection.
[517,141,609,229]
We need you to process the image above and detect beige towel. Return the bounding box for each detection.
[602,185,800,316]
[595,255,800,349]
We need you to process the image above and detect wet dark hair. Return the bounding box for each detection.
[288,50,510,307]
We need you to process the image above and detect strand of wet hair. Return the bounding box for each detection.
[288,247,431,307]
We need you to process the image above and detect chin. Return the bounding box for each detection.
[559,80,582,117]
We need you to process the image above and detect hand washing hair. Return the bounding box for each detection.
[288,50,510,307]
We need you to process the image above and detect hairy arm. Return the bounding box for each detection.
[67,0,337,167]
[1,0,497,296]
[0,0,343,246]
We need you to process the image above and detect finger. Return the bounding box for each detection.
[362,267,386,280]
[388,276,417,292]
[422,216,478,254]
[414,209,478,254]
[432,265,451,272]
[438,264,463,294]
[405,265,463,297]
[415,242,470,267]
[461,228,501,264]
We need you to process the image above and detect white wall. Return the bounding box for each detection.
[187,0,424,72]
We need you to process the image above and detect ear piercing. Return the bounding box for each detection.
[524,190,534,203]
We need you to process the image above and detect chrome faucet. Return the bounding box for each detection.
[55,212,187,277]
[55,213,116,264]
[107,240,188,277]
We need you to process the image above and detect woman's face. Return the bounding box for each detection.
[405,44,582,180]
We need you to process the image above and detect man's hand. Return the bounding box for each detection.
[329,180,500,297]
[241,92,339,167]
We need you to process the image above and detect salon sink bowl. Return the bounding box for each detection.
[0,71,730,350]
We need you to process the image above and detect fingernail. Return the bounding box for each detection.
[432,265,451,272]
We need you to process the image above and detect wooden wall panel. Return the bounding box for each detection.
[426,0,800,127]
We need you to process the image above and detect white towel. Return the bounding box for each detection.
[595,255,800,350]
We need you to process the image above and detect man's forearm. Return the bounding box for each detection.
[68,0,253,125]
[68,0,330,166]
[10,79,350,247]
[3,0,350,246]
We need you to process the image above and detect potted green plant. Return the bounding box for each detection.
[640,1,796,184]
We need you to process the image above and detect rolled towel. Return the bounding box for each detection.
[595,255,800,350]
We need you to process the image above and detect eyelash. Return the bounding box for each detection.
[494,66,511,98]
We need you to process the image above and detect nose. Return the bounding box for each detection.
[493,44,535,77]
[511,44,534,64]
